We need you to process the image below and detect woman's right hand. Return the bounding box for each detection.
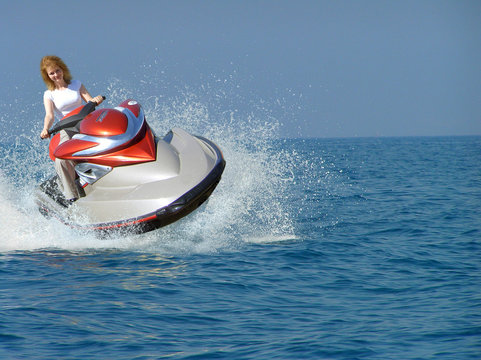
[40,128,50,139]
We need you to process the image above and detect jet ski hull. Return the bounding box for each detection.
[36,128,225,236]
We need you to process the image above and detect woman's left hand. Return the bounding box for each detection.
[92,95,104,105]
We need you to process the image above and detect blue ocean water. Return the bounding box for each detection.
[0,120,480,358]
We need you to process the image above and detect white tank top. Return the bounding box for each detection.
[43,79,83,120]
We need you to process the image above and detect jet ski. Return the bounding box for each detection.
[35,98,225,235]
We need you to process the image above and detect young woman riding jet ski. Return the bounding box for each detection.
[40,55,104,202]
[36,56,226,235]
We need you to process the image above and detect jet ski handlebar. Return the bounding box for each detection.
[47,96,106,136]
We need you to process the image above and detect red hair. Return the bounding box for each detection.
[40,55,73,90]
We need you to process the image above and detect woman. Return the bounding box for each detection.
[40,55,104,201]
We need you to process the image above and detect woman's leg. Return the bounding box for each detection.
[55,130,79,200]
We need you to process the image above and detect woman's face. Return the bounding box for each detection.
[46,66,64,83]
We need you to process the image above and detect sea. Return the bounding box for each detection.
[0,91,480,359]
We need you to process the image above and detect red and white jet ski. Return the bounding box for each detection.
[35,98,225,235]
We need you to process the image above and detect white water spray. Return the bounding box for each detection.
[0,74,297,253]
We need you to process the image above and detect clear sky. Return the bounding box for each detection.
[1,0,480,138]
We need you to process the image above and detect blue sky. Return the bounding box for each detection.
[1,0,480,138]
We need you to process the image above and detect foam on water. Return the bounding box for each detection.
[0,77,297,253]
